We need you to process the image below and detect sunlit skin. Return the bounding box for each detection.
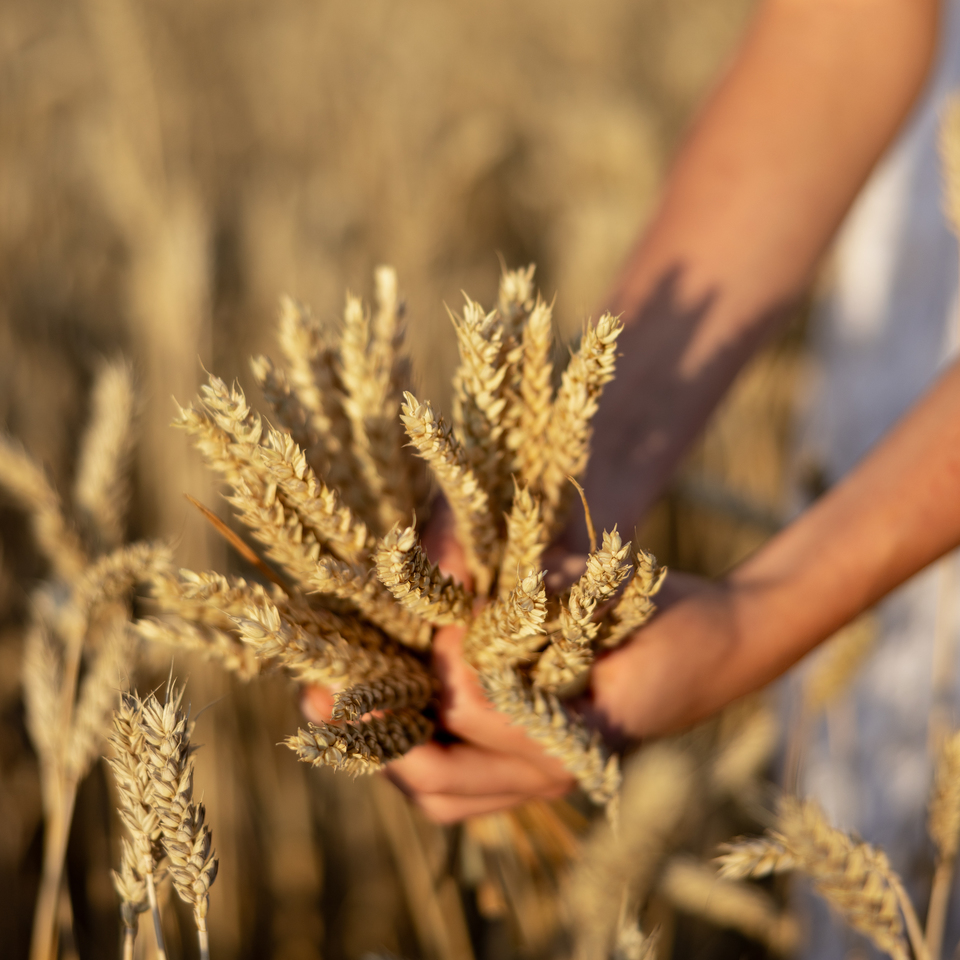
[305,0,953,822]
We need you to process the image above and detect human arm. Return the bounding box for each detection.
[575,0,938,546]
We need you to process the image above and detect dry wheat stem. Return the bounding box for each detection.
[926,730,960,959]
[568,743,695,960]
[659,857,798,955]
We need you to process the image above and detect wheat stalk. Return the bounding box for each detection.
[718,796,925,960]
[926,729,960,959]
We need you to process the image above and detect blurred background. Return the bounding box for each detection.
[0,0,819,957]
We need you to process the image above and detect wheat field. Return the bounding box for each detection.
[0,1,847,958]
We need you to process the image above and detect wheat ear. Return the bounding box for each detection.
[479,666,619,808]
[375,522,474,626]
[338,276,413,533]
[308,554,430,648]
[0,434,87,581]
[286,707,434,775]
[940,96,960,238]
[467,571,548,669]
[509,296,555,491]
[718,796,924,960]
[139,687,218,959]
[273,294,365,504]
[498,481,546,599]
[534,528,632,691]
[400,392,498,593]
[449,295,511,514]
[107,692,168,960]
[72,358,137,550]
[599,550,667,648]
[926,730,960,959]
[331,671,436,721]
[540,313,623,535]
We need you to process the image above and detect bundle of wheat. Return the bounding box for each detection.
[144,264,667,813]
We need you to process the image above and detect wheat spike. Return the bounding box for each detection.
[718,797,913,960]
[274,295,365,504]
[497,263,536,333]
[375,522,474,626]
[309,553,430,648]
[400,391,498,592]
[509,296,555,491]
[0,433,87,581]
[600,550,667,648]
[710,700,779,798]
[540,313,623,534]
[73,358,137,550]
[338,273,413,533]
[331,672,436,721]
[534,528,632,691]
[139,687,218,952]
[233,590,429,690]
[498,482,546,599]
[286,707,434,774]
[22,616,64,779]
[136,616,261,678]
[658,857,798,955]
[467,571,547,669]
[449,295,511,513]
[480,666,619,807]
[250,353,321,461]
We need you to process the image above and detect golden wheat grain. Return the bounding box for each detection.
[497,482,546,600]
[286,707,434,774]
[72,358,137,550]
[0,434,87,581]
[534,528,632,691]
[467,570,548,669]
[400,392,499,592]
[540,313,624,535]
[338,278,413,533]
[718,797,919,960]
[331,671,436,721]
[509,296,555,492]
[375,522,474,626]
[309,553,430,648]
[600,549,667,648]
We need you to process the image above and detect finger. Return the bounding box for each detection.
[385,741,573,798]
[300,685,335,724]
[412,790,544,824]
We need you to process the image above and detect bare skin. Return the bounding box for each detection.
[305,0,948,822]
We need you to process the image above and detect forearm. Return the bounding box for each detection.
[595,359,960,739]
[580,0,938,543]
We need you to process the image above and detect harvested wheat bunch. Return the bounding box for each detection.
[153,264,668,812]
